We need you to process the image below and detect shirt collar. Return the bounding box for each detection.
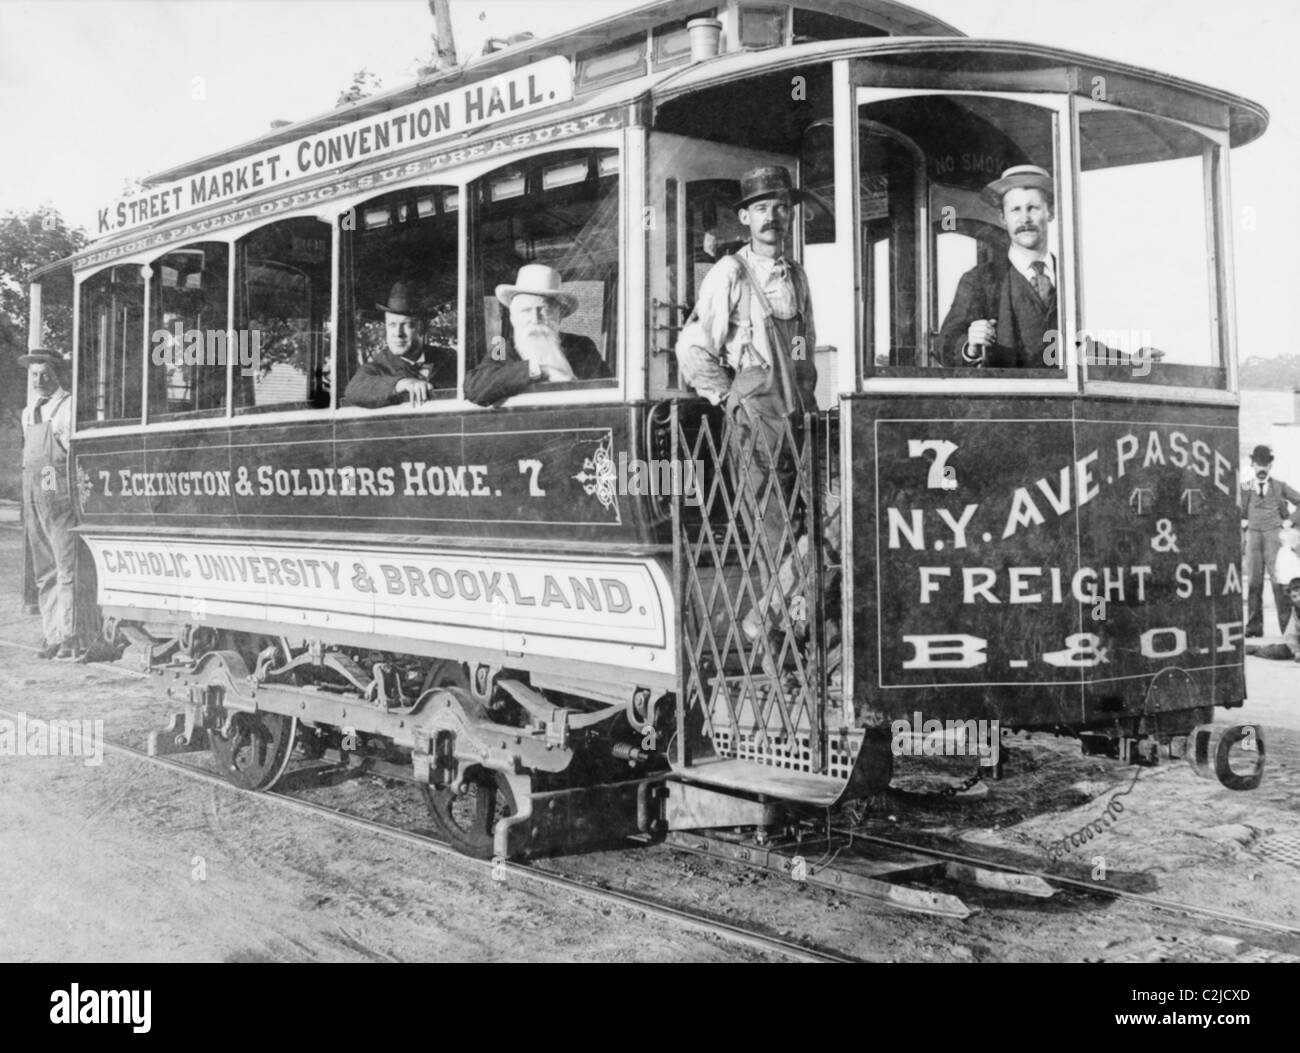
[1008,245,1055,286]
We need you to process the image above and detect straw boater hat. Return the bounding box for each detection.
[981,164,1055,208]
[17,347,69,368]
[495,264,577,318]
[733,165,805,211]
[1250,444,1274,465]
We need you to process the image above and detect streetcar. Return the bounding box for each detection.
[27,0,1267,858]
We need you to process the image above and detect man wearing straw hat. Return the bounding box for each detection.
[1240,444,1300,637]
[464,263,608,406]
[18,348,80,660]
[938,164,1058,368]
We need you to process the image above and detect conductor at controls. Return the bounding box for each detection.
[938,164,1058,368]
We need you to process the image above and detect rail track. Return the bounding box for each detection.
[4,640,1299,962]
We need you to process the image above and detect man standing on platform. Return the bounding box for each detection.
[19,348,79,660]
[676,165,827,648]
[1240,444,1300,638]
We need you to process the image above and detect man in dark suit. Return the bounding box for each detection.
[342,281,457,407]
[1240,444,1300,637]
[937,165,1058,369]
[464,264,608,406]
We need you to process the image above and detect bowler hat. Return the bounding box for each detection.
[1250,444,1274,465]
[495,264,578,318]
[981,165,1055,208]
[376,281,423,315]
[17,347,68,368]
[733,165,804,211]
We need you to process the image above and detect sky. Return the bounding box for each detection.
[1,0,1295,358]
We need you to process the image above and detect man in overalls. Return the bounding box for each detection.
[20,348,79,660]
[676,165,831,649]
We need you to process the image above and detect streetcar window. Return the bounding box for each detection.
[147,242,231,420]
[792,9,888,43]
[738,5,787,49]
[78,264,144,427]
[856,95,1062,374]
[576,33,646,92]
[1076,110,1226,388]
[466,148,620,396]
[340,185,460,404]
[234,218,331,413]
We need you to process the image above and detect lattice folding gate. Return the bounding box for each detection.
[670,401,848,782]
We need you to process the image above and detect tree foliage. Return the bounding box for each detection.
[1240,355,1300,391]
[336,68,383,107]
[0,207,87,427]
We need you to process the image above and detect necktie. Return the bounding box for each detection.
[1030,261,1053,305]
[32,397,49,424]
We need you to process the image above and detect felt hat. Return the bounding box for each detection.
[733,165,805,211]
[1250,444,1274,465]
[982,164,1055,208]
[495,264,577,318]
[376,281,423,315]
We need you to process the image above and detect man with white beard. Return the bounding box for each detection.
[464,264,608,405]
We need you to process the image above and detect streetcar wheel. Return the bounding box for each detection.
[210,712,297,790]
[422,767,517,859]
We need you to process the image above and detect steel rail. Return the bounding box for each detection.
[0,690,854,963]
[837,827,1300,941]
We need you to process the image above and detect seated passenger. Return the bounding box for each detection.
[937,165,1058,368]
[464,264,609,406]
[343,282,457,407]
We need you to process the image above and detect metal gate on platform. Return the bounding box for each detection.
[667,400,854,796]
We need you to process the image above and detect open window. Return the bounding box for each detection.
[466,148,619,396]
[78,264,144,427]
[340,185,461,405]
[1077,107,1228,389]
[146,242,231,420]
[234,218,331,413]
[856,93,1064,376]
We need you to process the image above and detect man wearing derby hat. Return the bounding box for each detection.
[675,164,826,647]
[1239,444,1300,637]
[343,281,457,408]
[18,348,79,660]
[938,164,1058,368]
[464,263,608,406]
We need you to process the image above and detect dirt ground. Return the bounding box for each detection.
[1,528,1298,962]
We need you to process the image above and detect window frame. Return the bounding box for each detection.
[1073,95,1236,403]
[69,129,630,437]
[852,86,1080,396]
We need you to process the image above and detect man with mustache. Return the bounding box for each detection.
[1239,445,1300,637]
[938,165,1058,368]
[343,281,457,408]
[18,349,80,660]
[464,264,609,406]
[676,165,826,650]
